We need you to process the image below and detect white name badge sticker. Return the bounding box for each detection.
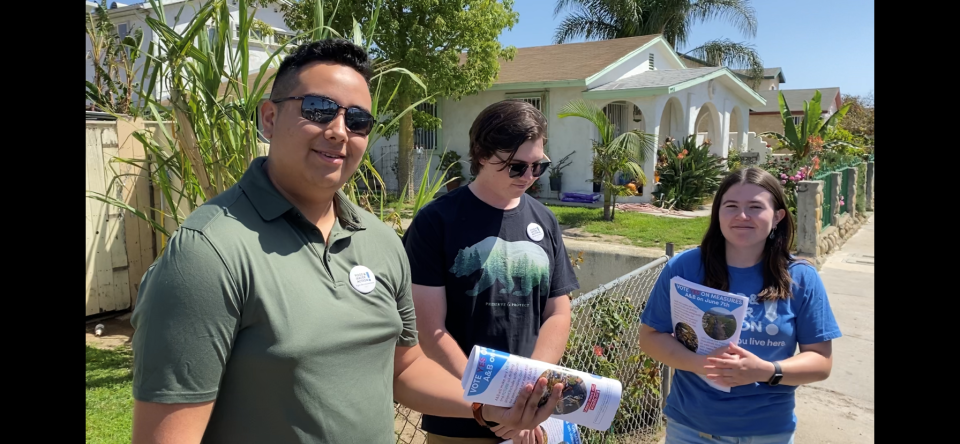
[349,265,377,293]
[526,223,544,242]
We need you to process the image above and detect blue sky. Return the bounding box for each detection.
[500,0,874,97]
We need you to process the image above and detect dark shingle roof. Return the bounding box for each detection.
[588,67,723,91]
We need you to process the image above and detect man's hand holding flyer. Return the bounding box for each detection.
[461,346,622,431]
[499,417,581,444]
[668,276,749,392]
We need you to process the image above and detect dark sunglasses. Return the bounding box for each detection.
[271,95,374,136]
[493,154,551,178]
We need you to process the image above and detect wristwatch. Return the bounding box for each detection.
[471,402,499,428]
[766,361,783,386]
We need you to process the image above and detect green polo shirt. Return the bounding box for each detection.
[131,157,418,444]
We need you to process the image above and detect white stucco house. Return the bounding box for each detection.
[370,35,766,202]
[85,0,294,103]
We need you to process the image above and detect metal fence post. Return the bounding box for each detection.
[661,242,674,411]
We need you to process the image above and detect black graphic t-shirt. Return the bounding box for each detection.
[402,186,580,438]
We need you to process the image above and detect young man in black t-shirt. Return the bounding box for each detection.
[403,100,580,444]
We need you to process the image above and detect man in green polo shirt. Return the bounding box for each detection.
[130,39,561,444]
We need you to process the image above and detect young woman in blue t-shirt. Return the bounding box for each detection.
[639,167,841,444]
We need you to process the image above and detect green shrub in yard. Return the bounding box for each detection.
[561,293,663,442]
[654,136,725,211]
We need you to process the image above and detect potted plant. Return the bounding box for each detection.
[547,151,575,195]
[437,151,464,192]
[591,159,602,193]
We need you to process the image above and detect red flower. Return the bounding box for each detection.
[593,345,603,357]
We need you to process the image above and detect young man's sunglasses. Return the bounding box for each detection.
[493,153,551,179]
[271,95,375,136]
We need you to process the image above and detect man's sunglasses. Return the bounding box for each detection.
[493,154,551,179]
[271,95,375,136]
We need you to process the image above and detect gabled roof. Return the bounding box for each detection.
[732,67,785,83]
[590,67,723,91]
[584,66,765,106]
[754,87,840,113]
[460,35,661,86]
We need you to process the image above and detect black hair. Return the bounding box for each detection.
[270,38,373,100]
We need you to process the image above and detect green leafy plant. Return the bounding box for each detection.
[85,0,431,248]
[561,293,663,442]
[548,151,576,178]
[654,136,725,211]
[559,99,655,221]
[281,0,520,200]
[436,150,463,182]
[760,90,855,160]
[85,0,146,116]
[725,146,743,171]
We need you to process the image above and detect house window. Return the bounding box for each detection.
[648,53,655,70]
[414,102,438,151]
[792,116,802,126]
[604,102,628,137]
[516,97,542,111]
[117,23,128,39]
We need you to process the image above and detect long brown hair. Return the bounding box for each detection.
[700,167,798,301]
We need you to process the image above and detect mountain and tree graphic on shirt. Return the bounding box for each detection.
[449,236,551,298]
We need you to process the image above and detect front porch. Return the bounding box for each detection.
[551,67,764,204]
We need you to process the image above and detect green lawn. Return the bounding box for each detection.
[86,345,134,444]
[547,205,709,249]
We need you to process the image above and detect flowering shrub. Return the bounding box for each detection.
[561,293,663,441]
[655,136,726,210]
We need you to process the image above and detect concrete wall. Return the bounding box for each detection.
[563,239,666,299]
[749,114,785,146]
[796,164,874,268]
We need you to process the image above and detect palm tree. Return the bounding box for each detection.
[553,0,764,86]
[559,99,655,221]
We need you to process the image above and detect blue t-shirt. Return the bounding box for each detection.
[639,247,841,437]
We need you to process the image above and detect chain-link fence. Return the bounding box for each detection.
[393,255,672,444]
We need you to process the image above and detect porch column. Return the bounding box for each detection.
[685,92,697,139]
[720,99,731,160]
[639,101,660,204]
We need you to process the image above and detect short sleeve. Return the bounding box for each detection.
[793,265,842,345]
[402,208,446,287]
[548,216,580,298]
[131,228,243,404]
[395,251,419,347]
[639,259,675,333]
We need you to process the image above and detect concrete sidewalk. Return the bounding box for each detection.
[794,213,874,443]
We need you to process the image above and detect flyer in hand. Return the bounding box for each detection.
[500,417,581,444]
[461,346,622,431]
[668,276,749,392]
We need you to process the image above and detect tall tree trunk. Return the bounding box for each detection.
[603,186,612,221]
[397,92,415,202]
